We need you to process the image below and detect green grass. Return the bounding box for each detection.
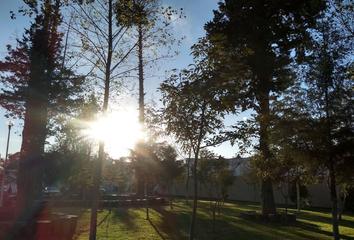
[55,199,354,240]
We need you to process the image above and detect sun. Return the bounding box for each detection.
[88,109,143,159]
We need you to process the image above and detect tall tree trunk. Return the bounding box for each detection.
[90,139,105,240]
[89,1,112,239]
[168,183,173,210]
[323,67,339,240]
[186,152,191,205]
[16,0,60,223]
[17,30,54,230]
[330,167,340,240]
[253,184,256,203]
[17,102,47,205]
[189,152,199,240]
[260,177,276,214]
[285,196,288,224]
[199,180,202,198]
[136,20,146,199]
[337,186,345,221]
[189,104,208,240]
[211,202,216,233]
[146,177,149,220]
[296,178,301,212]
[259,90,276,214]
[16,71,49,240]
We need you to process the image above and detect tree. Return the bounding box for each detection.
[159,67,225,240]
[272,16,354,239]
[241,160,259,203]
[154,143,183,210]
[0,0,85,225]
[68,1,183,236]
[203,0,327,215]
[102,157,132,211]
[45,93,101,200]
[145,101,193,205]
[269,115,318,213]
[116,0,184,198]
[197,150,235,233]
[129,141,155,219]
[67,1,142,238]
[269,153,298,223]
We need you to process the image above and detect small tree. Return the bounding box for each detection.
[241,160,259,204]
[159,67,226,240]
[197,150,236,233]
[155,143,183,210]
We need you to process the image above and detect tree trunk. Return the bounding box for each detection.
[17,69,48,220]
[90,140,104,240]
[186,154,190,205]
[136,19,146,200]
[296,180,301,213]
[260,177,276,214]
[338,194,346,221]
[253,184,256,203]
[189,155,199,240]
[337,185,345,220]
[89,1,112,239]
[168,183,173,210]
[330,168,340,240]
[146,179,149,220]
[137,177,145,198]
[212,203,216,233]
[259,89,276,215]
[285,196,288,224]
[218,200,220,216]
[199,181,202,198]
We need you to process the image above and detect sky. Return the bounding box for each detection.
[0,0,251,160]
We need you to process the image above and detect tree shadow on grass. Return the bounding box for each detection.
[148,219,166,240]
[293,221,353,240]
[110,207,141,230]
[73,209,110,239]
[297,210,354,229]
[150,206,183,240]
[192,200,351,240]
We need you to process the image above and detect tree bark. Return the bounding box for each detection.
[17,51,50,228]
[296,178,301,212]
[330,167,340,240]
[89,1,112,239]
[260,177,276,214]
[212,203,216,233]
[146,179,149,220]
[89,139,104,240]
[136,16,146,201]
[336,185,346,220]
[168,183,173,210]
[186,154,190,205]
[189,153,199,240]
[259,86,277,215]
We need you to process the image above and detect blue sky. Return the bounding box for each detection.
[0,0,249,160]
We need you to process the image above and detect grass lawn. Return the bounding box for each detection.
[56,199,354,240]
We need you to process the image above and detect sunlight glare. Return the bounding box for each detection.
[88,110,143,159]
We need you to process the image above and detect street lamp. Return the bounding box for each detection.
[0,119,14,207]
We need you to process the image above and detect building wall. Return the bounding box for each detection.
[171,176,332,208]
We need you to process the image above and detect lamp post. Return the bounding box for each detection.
[0,120,14,207]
